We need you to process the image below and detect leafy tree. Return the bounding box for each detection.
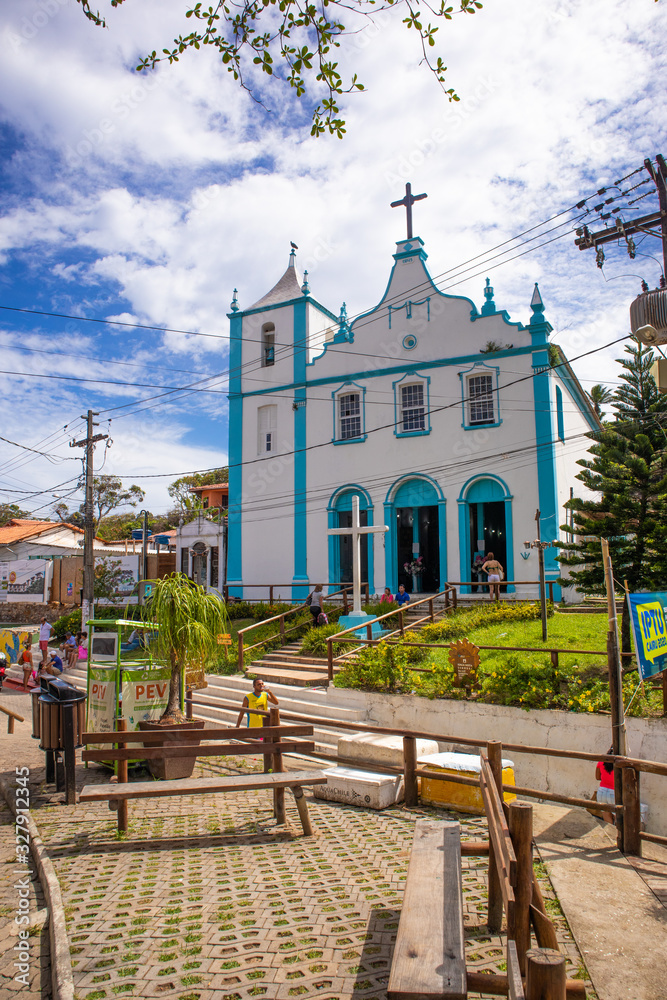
[54,476,145,531]
[142,572,229,722]
[558,340,667,650]
[168,467,228,514]
[96,509,182,540]
[587,383,614,420]
[0,503,34,526]
[75,0,482,137]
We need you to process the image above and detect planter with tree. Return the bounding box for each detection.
[138,572,230,780]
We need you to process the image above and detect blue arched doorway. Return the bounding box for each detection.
[457,476,514,593]
[384,476,446,593]
[327,486,374,594]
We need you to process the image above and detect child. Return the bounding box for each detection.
[594,753,616,825]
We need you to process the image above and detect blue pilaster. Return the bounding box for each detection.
[529,285,561,598]
[438,499,448,589]
[227,309,244,597]
[457,499,469,594]
[292,299,309,602]
[504,498,515,594]
[384,501,396,592]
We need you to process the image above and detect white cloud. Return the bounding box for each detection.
[0,0,666,513]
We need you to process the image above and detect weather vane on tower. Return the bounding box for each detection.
[391,182,427,240]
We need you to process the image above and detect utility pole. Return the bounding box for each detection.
[574,155,667,276]
[524,510,550,641]
[70,410,108,626]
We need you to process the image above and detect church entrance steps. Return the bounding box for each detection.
[190,674,367,753]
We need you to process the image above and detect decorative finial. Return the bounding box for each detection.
[289,243,297,266]
[230,288,239,312]
[301,270,310,295]
[481,277,496,316]
[530,283,548,328]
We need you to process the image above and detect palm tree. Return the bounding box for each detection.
[588,384,614,420]
[143,572,229,722]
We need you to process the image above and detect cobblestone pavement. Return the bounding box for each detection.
[0,694,595,1000]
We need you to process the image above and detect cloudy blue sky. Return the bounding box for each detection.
[0,0,666,518]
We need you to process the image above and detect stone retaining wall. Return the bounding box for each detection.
[327,686,667,834]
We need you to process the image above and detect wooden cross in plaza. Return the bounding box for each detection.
[328,495,388,615]
[391,182,428,240]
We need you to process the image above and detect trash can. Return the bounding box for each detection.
[38,676,86,751]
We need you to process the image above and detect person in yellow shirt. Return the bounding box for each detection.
[235,677,279,729]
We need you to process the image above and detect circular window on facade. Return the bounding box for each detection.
[403,334,417,350]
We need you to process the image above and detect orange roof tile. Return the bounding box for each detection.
[0,519,84,544]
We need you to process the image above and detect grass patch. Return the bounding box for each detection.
[334,608,661,716]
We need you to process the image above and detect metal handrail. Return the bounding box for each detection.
[237,586,353,665]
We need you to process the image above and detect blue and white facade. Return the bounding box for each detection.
[227,237,598,601]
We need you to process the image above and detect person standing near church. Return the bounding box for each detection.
[482,552,503,602]
[306,584,324,626]
[395,584,410,606]
[235,677,279,730]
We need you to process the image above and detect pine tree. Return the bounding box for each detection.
[559,341,667,649]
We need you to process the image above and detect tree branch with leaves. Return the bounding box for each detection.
[75,0,482,136]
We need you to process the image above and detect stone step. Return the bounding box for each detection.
[198,678,367,722]
[261,653,329,666]
[244,664,329,686]
[249,658,330,675]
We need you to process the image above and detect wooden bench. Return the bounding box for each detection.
[388,818,466,1000]
[79,720,326,837]
[388,744,586,1000]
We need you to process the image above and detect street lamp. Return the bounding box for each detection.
[524,508,555,642]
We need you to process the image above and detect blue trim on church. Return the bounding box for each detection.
[292,300,309,601]
[226,310,244,597]
[457,474,515,595]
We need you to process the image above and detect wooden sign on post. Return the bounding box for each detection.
[448,638,480,688]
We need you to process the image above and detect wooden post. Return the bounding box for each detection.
[525,948,566,1000]
[8,716,14,735]
[453,588,458,610]
[262,715,271,773]
[185,691,193,720]
[327,638,334,682]
[550,650,559,671]
[116,718,129,835]
[366,623,373,642]
[444,588,450,610]
[270,585,274,604]
[487,741,504,933]
[292,785,314,836]
[548,582,554,604]
[509,801,533,976]
[622,766,642,857]
[269,706,285,824]
[429,598,434,622]
[343,588,349,613]
[280,615,286,644]
[237,632,244,671]
[403,736,418,807]
[399,609,405,637]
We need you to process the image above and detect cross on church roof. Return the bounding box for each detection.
[390,182,428,240]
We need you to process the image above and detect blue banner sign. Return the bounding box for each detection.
[628,592,667,680]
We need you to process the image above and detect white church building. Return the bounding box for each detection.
[227,193,598,602]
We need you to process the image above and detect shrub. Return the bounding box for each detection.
[333,642,418,693]
[300,624,350,659]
